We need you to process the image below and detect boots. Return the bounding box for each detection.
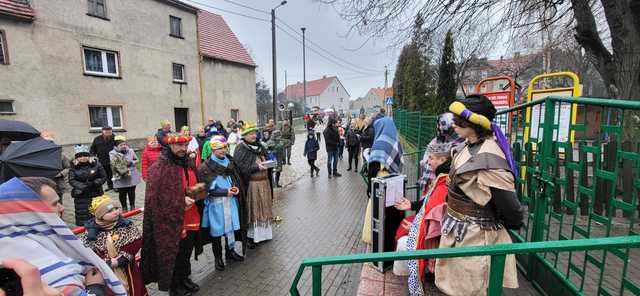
[182,278,200,292]
[275,172,282,187]
[226,249,245,262]
[310,167,315,177]
[170,285,192,296]
[215,256,225,271]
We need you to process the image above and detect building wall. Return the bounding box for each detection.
[201,58,257,124]
[317,78,349,112]
[0,0,200,148]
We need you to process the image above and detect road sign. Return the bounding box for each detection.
[385,96,393,105]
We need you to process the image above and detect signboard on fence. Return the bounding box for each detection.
[525,72,581,144]
[475,76,515,137]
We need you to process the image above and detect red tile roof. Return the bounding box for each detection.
[197,10,256,67]
[0,0,35,21]
[370,87,393,100]
[284,76,336,98]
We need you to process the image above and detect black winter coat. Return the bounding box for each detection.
[360,125,375,150]
[90,135,115,165]
[69,159,107,225]
[323,118,340,152]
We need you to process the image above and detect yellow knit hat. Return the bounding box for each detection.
[90,195,117,219]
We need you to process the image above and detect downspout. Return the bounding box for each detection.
[196,12,205,126]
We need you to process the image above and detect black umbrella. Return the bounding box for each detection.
[0,137,62,182]
[0,119,40,141]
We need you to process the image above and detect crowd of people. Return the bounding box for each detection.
[0,94,524,296]
[0,116,297,296]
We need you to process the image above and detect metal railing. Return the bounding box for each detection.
[289,236,640,296]
[291,96,640,295]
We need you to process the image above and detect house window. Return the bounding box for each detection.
[172,63,185,82]
[83,47,119,77]
[88,0,107,18]
[0,30,8,65]
[0,100,15,114]
[170,16,182,38]
[231,109,239,121]
[89,105,122,129]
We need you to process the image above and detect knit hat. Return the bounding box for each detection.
[90,195,118,219]
[74,144,90,158]
[163,133,192,144]
[209,135,227,150]
[427,141,452,156]
[114,135,127,147]
[240,122,258,137]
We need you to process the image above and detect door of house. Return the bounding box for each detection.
[174,108,189,130]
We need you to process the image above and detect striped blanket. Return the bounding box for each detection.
[369,117,404,174]
[0,178,127,296]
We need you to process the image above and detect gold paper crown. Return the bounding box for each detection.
[89,195,112,215]
[240,122,258,136]
[114,135,127,142]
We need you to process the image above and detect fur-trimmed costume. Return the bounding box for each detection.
[140,148,200,291]
[81,218,147,296]
[233,141,273,243]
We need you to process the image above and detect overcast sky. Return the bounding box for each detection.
[183,0,399,100]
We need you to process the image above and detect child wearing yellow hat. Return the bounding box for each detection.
[80,195,147,296]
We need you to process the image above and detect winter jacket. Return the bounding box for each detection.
[303,137,320,161]
[141,144,162,181]
[360,125,375,150]
[281,125,295,147]
[109,148,141,189]
[69,158,106,225]
[346,128,361,148]
[323,118,340,152]
[90,135,115,166]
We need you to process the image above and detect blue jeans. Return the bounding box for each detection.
[327,150,339,174]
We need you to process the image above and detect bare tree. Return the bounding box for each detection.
[319,0,640,99]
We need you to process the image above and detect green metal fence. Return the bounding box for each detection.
[290,96,640,295]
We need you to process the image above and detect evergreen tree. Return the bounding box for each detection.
[436,30,457,113]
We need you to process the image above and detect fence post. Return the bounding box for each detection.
[487,255,506,296]
[312,265,322,296]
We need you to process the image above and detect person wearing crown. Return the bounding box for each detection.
[69,144,107,226]
[80,195,147,296]
[233,122,272,249]
[434,95,524,295]
[141,133,201,296]
[196,135,245,271]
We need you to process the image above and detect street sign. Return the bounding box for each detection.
[385,96,393,105]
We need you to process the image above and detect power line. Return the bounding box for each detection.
[275,24,380,77]
[221,0,269,15]
[182,0,270,22]
[277,18,381,74]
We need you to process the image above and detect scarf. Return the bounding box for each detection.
[0,178,127,296]
[369,117,404,174]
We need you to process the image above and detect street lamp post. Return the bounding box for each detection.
[271,1,287,122]
[301,27,307,112]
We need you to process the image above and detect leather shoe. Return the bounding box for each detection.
[215,257,225,271]
[182,278,200,292]
[170,286,192,296]
[333,172,342,177]
[226,250,245,262]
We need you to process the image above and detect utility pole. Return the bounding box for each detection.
[284,70,288,102]
[384,66,390,116]
[301,27,307,111]
[271,1,287,123]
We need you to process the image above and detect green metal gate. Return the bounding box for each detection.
[503,96,640,295]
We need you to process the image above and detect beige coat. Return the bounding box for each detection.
[434,138,518,295]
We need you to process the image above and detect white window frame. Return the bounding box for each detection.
[172,63,185,83]
[83,47,119,77]
[88,105,123,129]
